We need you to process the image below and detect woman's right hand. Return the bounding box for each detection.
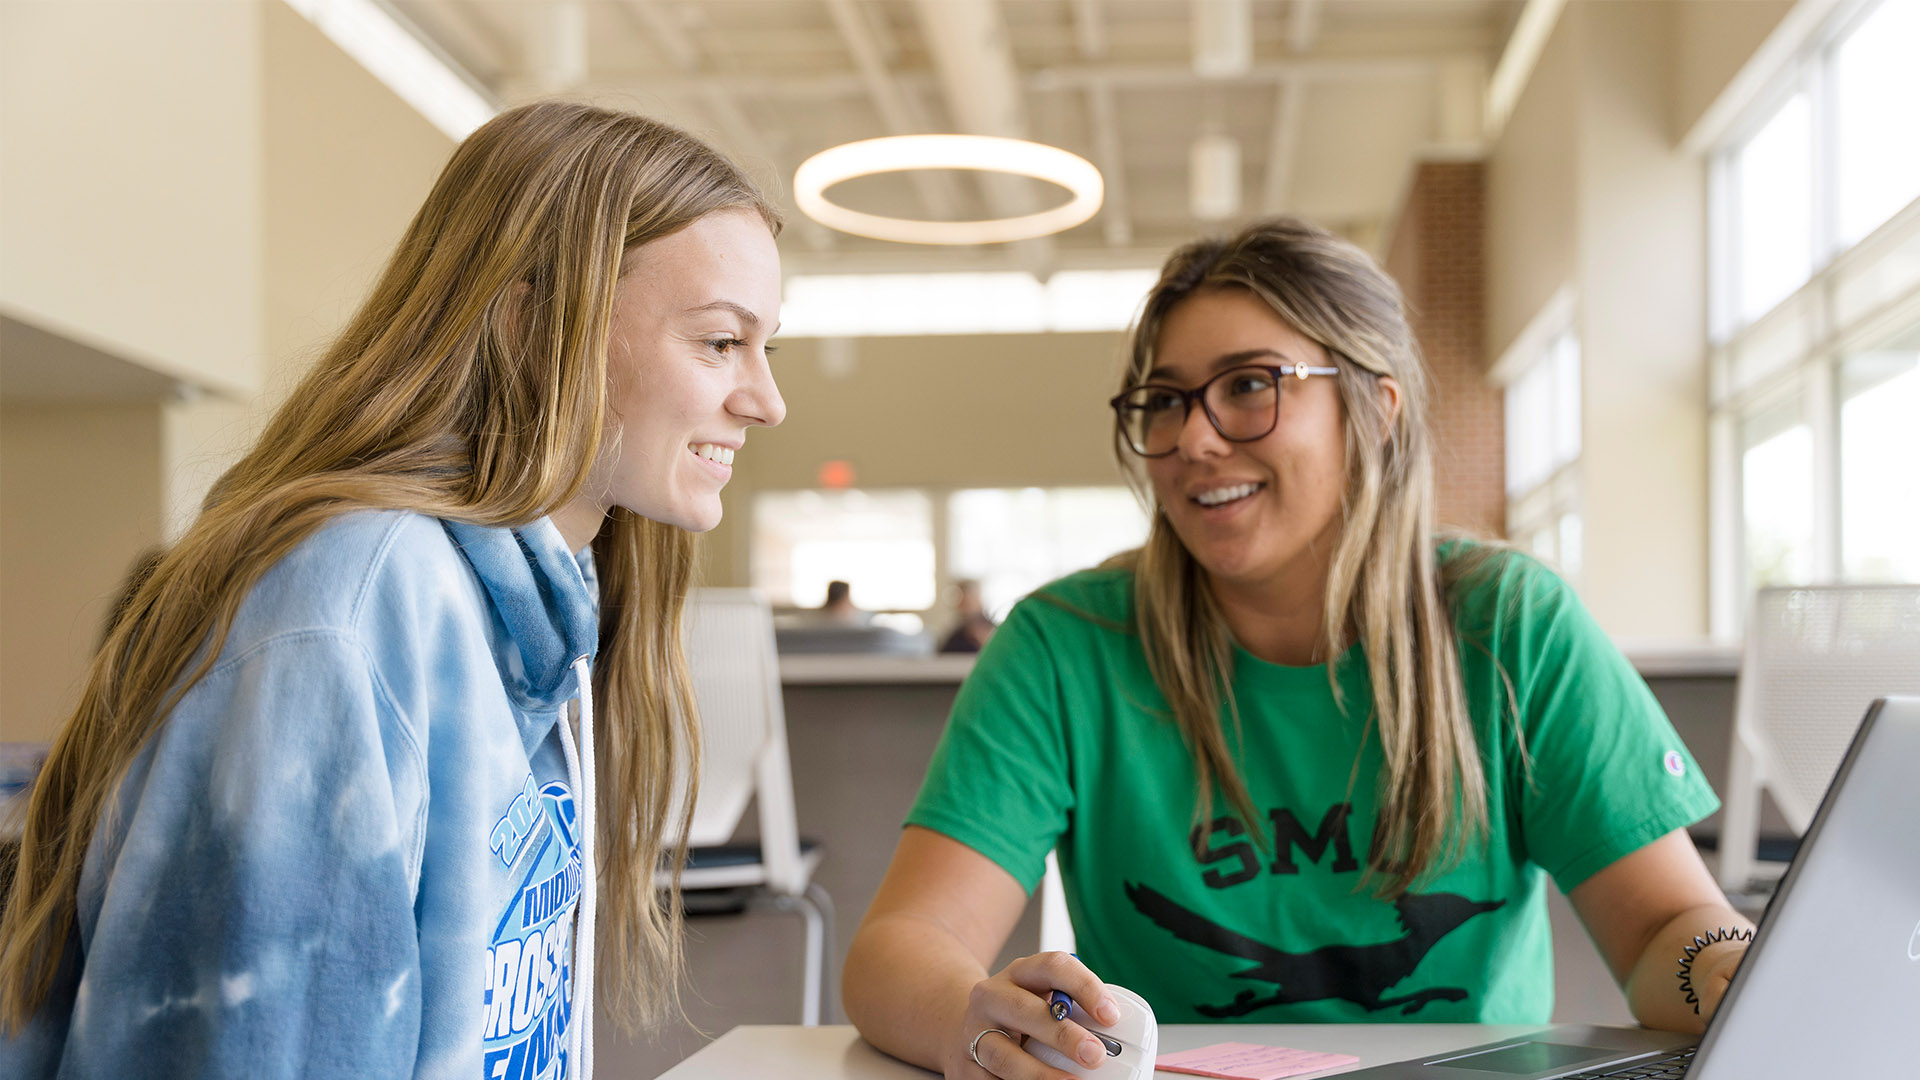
[948,952,1123,1079]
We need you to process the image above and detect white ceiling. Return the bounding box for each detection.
[391,0,1524,271]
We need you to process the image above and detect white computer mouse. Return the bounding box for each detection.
[1026,984,1158,1080]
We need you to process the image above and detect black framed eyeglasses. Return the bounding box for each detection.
[1109,363,1339,458]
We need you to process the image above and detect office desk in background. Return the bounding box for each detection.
[657,1023,1564,1079]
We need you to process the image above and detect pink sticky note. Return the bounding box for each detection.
[1155,1041,1361,1080]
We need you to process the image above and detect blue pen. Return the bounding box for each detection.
[1050,953,1082,1020]
[1048,988,1121,1055]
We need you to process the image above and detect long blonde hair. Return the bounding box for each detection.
[1117,217,1485,896]
[0,100,778,1034]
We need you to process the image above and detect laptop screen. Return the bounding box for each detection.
[1689,696,1920,1079]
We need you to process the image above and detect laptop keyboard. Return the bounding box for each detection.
[1561,1047,1696,1079]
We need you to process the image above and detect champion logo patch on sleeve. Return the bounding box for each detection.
[1664,750,1687,777]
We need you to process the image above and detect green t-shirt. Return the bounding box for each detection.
[905,548,1719,1024]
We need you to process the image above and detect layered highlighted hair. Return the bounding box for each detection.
[1115,216,1492,896]
[0,101,779,1033]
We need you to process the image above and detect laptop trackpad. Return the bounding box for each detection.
[1428,1041,1625,1074]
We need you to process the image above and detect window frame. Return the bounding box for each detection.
[745,483,1150,623]
[1494,288,1583,587]
[1707,0,1920,636]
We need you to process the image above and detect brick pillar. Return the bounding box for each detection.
[1384,160,1504,537]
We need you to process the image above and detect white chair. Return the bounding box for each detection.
[1717,584,1920,896]
[663,587,834,1025]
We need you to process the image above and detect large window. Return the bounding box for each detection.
[751,485,1147,623]
[751,490,935,611]
[1709,0,1920,635]
[1832,0,1920,248]
[1499,297,1583,585]
[1739,399,1815,593]
[1729,90,1813,326]
[948,487,1150,619]
[1839,348,1920,582]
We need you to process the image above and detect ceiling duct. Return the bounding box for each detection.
[1190,133,1241,221]
[527,0,588,91]
[1191,0,1252,79]
[909,0,1056,265]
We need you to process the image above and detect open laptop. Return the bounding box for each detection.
[1339,694,1920,1079]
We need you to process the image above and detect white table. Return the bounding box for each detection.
[657,1023,1563,1078]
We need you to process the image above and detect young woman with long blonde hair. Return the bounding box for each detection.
[0,100,785,1079]
[842,218,1753,1079]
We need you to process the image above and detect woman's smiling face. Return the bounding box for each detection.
[584,208,786,536]
[1142,286,1350,591]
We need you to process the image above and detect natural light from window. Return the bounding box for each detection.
[1504,329,1580,496]
[1734,92,1813,324]
[948,487,1150,619]
[1841,354,1920,582]
[1742,420,1814,593]
[751,490,935,610]
[1833,0,1920,247]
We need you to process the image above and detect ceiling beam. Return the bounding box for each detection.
[820,0,963,222]
[1073,1,1128,248]
[407,0,513,79]
[1070,0,1107,60]
[618,0,698,69]
[1485,0,1568,141]
[1086,82,1132,247]
[524,0,588,93]
[1286,0,1321,54]
[594,49,1476,100]
[908,0,1055,266]
[854,0,902,66]
[613,0,834,251]
[1029,56,1450,93]
[1261,76,1306,215]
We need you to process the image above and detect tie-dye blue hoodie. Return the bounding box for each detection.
[4,510,604,1080]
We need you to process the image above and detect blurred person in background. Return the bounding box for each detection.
[820,579,870,625]
[938,580,997,654]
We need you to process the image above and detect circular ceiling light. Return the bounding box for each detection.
[794,134,1105,246]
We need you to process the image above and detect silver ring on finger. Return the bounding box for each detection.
[969,1027,1014,1070]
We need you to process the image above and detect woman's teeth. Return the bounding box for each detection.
[1193,482,1261,507]
[691,443,734,465]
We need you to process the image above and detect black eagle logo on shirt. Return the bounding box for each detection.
[1124,881,1506,1016]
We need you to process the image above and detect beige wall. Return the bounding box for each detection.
[0,2,453,741]
[1486,10,1579,364]
[1571,1,1709,638]
[165,1,455,528]
[1,405,165,742]
[261,0,453,406]
[0,0,261,395]
[156,0,456,527]
[1672,0,1795,142]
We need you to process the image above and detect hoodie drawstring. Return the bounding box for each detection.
[558,656,596,1080]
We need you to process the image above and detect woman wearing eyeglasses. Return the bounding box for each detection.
[842,218,1752,1079]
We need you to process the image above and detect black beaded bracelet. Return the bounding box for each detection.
[1675,926,1756,1013]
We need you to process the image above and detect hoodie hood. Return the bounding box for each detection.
[443,517,599,722]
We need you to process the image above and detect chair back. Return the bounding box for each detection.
[1719,584,1920,890]
[677,588,807,894]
